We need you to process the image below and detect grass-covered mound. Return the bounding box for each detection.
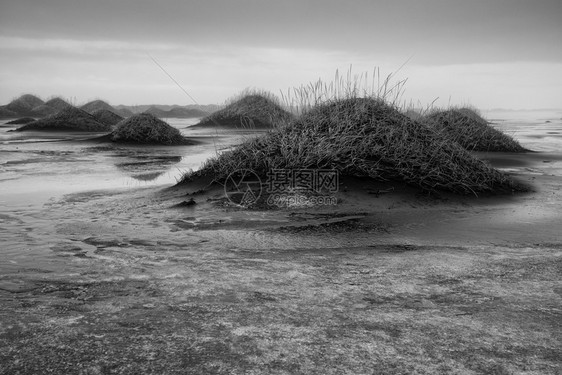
[0,107,18,118]
[92,109,123,126]
[80,100,116,114]
[194,90,294,129]
[44,97,72,112]
[24,97,72,118]
[6,117,36,125]
[110,113,193,145]
[167,106,208,118]
[144,106,209,119]
[423,108,528,152]
[114,107,135,117]
[30,104,57,117]
[15,107,111,132]
[5,94,44,115]
[183,98,525,195]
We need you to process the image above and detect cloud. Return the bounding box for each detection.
[1,0,561,108]
[1,32,560,109]
[2,0,561,64]
[0,36,382,105]
[0,36,180,59]
[402,62,562,109]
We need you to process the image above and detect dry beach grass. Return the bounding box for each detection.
[14,106,111,132]
[422,107,529,152]
[92,109,123,127]
[5,117,36,125]
[183,92,526,196]
[4,94,44,114]
[80,99,117,114]
[110,113,195,145]
[194,89,294,129]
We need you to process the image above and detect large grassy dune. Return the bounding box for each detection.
[183,97,526,195]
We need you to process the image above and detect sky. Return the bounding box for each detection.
[0,0,561,109]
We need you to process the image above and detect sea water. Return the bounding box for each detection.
[0,117,256,275]
[0,118,244,209]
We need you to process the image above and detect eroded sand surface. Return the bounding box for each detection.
[1,113,562,374]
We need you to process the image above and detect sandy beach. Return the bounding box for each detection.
[1,111,561,374]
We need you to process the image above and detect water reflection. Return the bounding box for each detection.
[129,171,165,181]
[110,149,183,181]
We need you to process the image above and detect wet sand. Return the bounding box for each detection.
[1,113,562,373]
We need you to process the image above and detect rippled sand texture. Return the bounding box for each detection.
[1,110,561,373]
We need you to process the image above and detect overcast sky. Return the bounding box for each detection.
[1,0,561,109]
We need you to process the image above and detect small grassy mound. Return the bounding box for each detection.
[6,117,36,125]
[80,100,116,114]
[5,94,44,115]
[0,107,18,118]
[183,98,525,195]
[423,108,528,152]
[30,104,57,117]
[92,109,123,126]
[194,90,294,129]
[167,107,208,118]
[111,113,193,145]
[44,97,72,112]
[15,107,111,132]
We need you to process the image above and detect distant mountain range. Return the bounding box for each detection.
[0,94,218,119]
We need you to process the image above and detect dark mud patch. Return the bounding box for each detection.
[107,151,183,181]
[3,149,87,165]
[130,171,165,181]
[114,156,182,172]
[81,236,157,249]
[368,243,425,253]
[114,156,182,169]
[0,281,41,293]
[49,242,93,258]
[274,213,388,234]
[171,198,197,208]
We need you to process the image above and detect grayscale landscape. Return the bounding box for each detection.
[1,0,561,374]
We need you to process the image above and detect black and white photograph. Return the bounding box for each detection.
[1,0,561,373]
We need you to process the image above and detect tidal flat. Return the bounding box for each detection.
[1,111,561,374]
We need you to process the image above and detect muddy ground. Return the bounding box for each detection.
[1,151,561,374]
